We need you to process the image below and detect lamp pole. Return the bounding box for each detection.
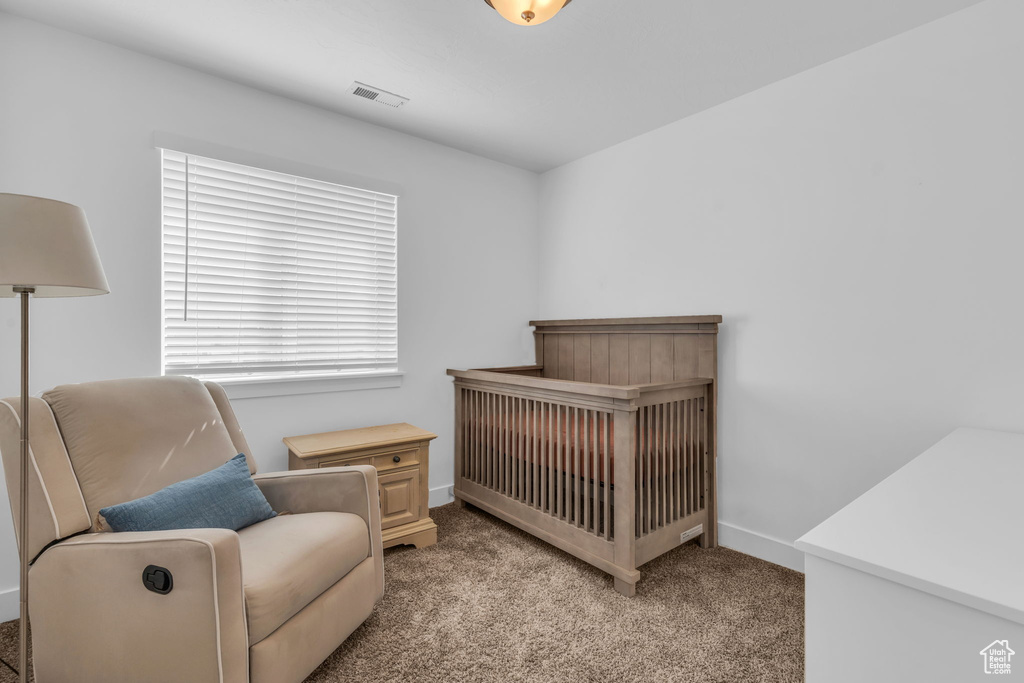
[14,286,32,683]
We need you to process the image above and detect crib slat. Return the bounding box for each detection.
[476,390,482,485]
[491,392,497,490]
[683,398,690,516]
[502,394,508,496]
[692,398,700,513]
[499,394,505,495]
[603,413,611,540]
[460,388,466,480]
[685,398,692,516]
[520,398,526,503]
[652,404,658,531]
[652,405,658,532]
[676,399,682,519]
[675,399,682,517]
[555,404,562,519]
[574,407,580,526]
[646,404,653,535]
[510,396,516,499]
[477,389,481,485]
[668,400,675,523]
[511,396,517,500]
[585,411,593,532]
[659,403,666,529]
[478,390,483,485]
[523,399,528,503]
[661,403,667,528]
[584,409,591,533]
[506,395,512,497]
[516,401,524,501]
[693,397,699,512]
[526,399,532,505]
[469,390,475,482]
[699,396,706,512]
[505,394,509,494]
[467,390,473,483]
[514,396,520,500]
[518,397,524,502]
[515,396,521,500]
[537,400,543,509]
[543,402,550,513]
[484,391,490,489]
[480,391,485,487]
[673,399,679,517]
[537,401,543,510]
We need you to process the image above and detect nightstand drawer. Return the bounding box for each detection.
[317,456,371,469]
[371,447,420,472]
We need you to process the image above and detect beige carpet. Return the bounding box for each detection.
[0,503,804,682]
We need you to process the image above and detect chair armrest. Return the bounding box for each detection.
[253,466,383,598]
[29,528,248,683]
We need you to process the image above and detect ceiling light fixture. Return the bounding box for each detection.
[484,0,573,26]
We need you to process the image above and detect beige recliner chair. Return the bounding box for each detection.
[0,376,383,683]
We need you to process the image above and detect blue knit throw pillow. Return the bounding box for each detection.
[99,453,276,532]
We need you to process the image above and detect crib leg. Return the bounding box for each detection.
[700,519,718,548]
[614,578,636,597]
[455,497,468,509]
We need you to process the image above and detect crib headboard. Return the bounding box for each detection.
[531,315,721,386]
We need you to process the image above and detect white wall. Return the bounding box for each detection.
[538,0,1024,570]
[0,14,539,616]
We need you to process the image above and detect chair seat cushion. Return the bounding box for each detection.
[238,512,369,644]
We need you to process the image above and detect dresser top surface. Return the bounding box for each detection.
[796,427,1024,625]
[284,422,437,458]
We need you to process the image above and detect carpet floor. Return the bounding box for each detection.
[0,503,804,682]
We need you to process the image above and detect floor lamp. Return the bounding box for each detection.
[0,194,109,683]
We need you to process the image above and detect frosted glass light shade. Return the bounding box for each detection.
[0,193,109,297]
[485,0,572,26]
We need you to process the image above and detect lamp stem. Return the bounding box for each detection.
[15,286,32,683]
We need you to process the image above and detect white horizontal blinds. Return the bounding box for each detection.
[161,149,398,377]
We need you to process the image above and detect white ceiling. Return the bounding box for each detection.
[0,0,985,172]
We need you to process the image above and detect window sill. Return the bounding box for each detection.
[210,370,404,400]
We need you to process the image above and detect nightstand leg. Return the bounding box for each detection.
[408,526,437,549]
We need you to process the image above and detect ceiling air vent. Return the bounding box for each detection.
[347,81,409,109]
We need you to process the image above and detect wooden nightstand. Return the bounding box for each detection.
[284,423,438,549]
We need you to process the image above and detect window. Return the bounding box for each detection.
[160,149,398,382]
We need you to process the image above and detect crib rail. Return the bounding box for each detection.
[635,396,707,538]
[453,370,712,541]
[458,386,615,540]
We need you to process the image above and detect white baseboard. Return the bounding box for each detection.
[428,484,454,509]
[718,522,805,573]
[0,586,18,622]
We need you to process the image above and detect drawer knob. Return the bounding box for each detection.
[392,455,401,463]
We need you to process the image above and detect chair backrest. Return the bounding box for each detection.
[0,376,255,561]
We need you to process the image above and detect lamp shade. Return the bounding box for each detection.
[485,0,572,26]
[0,193,109,297]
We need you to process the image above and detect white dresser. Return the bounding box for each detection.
[797,428,1024,682]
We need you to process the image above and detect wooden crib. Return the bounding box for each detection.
[447,315,720,596]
